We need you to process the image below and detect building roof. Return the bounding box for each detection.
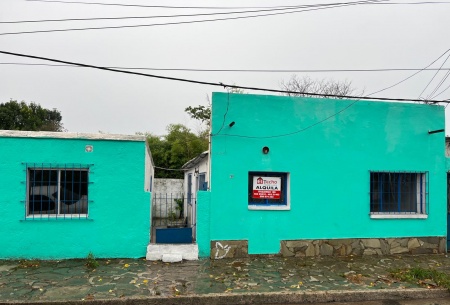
[181,151,208,170]
[0,130,145,142]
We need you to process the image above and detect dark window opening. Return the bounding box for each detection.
[28,167,89,217]
[370,172,427,214]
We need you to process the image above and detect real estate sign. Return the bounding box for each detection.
[252,176,281,199]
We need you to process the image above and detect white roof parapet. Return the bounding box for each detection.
[181,150,209,170]
[0,130,146,142]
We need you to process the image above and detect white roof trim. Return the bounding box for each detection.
[182,150,209,169]
[0,130,145,142]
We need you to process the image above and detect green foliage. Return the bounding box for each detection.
[85,252,99,270]
[185,88,244,130]
[184,105,211,127]
[168,209,177,222]
[146,124,208,179]
[0,100,64,131]
[390,267,450,290]
[174,197,184,218]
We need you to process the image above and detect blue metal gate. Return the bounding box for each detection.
[151,193,195,244]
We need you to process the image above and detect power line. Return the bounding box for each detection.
[25,0,450,9]
[22,0,378,10]
[428,70,450,100]
[154,166,185,171]
[0,3,349,24]
[418,52,450,100]
[1,62,450,73]
[0,0,387,36]
[365,48,450,98]
[3,1,382,24]
[0,50,448,104]
[431,81,450,99]
[210,48,450,138]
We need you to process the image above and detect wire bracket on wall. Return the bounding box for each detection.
[428,129,445,134]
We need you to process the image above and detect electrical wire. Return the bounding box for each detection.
[210,48,450,138]
[23,0,380,10]
[211,93,231,136]
[0,50,448,104]
[25,0,450,9]
[418,52,450,100]
[2,1,377,24]
[431,81,450,99]
[1,62,450,73]
[367,48,450,98]
[154,166,185,171]
[0,0,387,36]
[427,70,450,101]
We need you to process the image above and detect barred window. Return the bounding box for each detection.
[27,166,89,218]
[370,172,427,216]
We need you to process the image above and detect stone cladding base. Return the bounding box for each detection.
[210,237,445,259]
[281,237,446,257]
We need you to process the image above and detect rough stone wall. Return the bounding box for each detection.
[209,237,445,259]
[210,240,249,259]
[280,237,446,257]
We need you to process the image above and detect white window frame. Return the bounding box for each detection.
[369,171,428,219]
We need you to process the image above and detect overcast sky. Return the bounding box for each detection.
[1,0,449,136]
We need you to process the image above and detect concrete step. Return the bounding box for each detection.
[162,254,183,263]
[146,244,198,261]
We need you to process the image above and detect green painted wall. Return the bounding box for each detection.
[0,136,151,259]
[205,93,446,255]
[196,190,211,257]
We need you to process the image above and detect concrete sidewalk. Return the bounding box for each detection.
[1,254,450,304]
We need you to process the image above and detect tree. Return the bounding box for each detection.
[184,87,245,130]
[280,75,357,98]
[146,124,208,179]
[0,100,64,131]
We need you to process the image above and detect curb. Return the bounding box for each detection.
[1,288,449,305]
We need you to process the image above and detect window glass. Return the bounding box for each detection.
[28,167,89,217]
[248,172,288,206]
[370,172,427,215]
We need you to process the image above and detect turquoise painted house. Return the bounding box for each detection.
[0,130,153,259]
[196,93,447,258]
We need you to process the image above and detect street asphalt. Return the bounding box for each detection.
[1,254,450,304]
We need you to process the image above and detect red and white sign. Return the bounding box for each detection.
[252,176,281,199]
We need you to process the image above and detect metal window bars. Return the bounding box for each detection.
[24,163,91,220]
[369,171,428,215]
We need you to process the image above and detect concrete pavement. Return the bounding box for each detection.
[1,254,450,304]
